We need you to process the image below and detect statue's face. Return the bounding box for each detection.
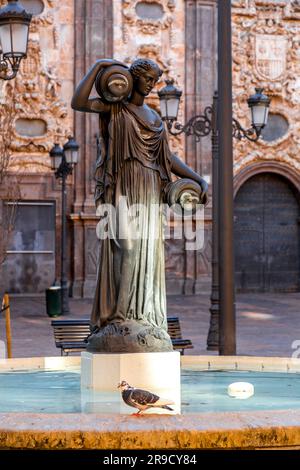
[135,69,160,96]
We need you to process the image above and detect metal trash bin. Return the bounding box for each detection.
[45,286,61,317]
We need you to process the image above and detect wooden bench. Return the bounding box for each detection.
[51,317,193,356]
[166,316,193,355]
[51,319,90,356]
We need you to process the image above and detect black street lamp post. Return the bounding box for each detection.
[158,81,270,354]
[159,82,270,143]
[207,92,220,351]
[50,137,79,316]
[158,79,213,141]
[0,0,32,80]
[218,0,235,355]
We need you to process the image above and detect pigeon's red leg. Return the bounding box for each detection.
[131,409,143,417]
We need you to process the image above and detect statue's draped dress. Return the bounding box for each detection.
[91,102,172,332]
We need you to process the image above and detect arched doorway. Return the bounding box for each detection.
[234,172,300,292]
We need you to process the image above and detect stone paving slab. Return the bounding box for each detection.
[0,293,299,358]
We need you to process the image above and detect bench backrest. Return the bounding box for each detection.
[51,319,90,345]
[51,317,183,343]
[166,316,182,339]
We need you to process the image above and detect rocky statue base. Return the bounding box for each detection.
[81,350,181,414]
[86,320,173,353]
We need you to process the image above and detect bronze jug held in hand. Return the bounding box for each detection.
[95,65,133,103]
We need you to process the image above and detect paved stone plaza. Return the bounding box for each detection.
[1,293,299,358]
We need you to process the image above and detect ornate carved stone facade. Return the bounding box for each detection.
[114,0,185,156]
[1,0,73,173]
[2,0,300,296]
[232,1,300,294]
[1,0,74,294]
[232,1,300,183]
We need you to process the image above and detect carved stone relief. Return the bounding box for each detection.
[254,34,287,80]
[232,2,300,179]
[0,0,73,172]
[232,0,300,18]
[114,0,185,156]
[122,0,175,44]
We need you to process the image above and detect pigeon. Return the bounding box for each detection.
[117,380,174,415]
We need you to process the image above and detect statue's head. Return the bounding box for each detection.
[129,58,163,96]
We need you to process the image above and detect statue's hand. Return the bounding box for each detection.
[198,178,209,206]
[179,191,199,211]
[95,197,105,209]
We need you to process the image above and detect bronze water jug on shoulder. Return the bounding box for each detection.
[95,64,133,103]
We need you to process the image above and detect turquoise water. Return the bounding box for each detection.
[0,369,299,414]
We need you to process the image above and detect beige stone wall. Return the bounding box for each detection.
[0,0,74,173]
[2,1,300,181]
[232,1,300,181]
[113,0,185,157]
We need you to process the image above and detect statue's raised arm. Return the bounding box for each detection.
[71,58,125,113]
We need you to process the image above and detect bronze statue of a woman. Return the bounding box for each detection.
[72,58,208,353]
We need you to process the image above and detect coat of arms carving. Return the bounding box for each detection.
[255,35,287,80]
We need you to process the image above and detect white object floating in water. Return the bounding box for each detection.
[227,382,254,399]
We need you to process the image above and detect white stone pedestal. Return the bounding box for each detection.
[81,351,181,414]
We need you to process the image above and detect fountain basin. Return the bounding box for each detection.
[1,355,300,449]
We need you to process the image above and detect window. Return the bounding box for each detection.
[261,113,289,143]
[21,0,44,15]
[7,202,55,254]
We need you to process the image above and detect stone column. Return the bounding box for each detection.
[185,0,217,294]
[72,0,113,297]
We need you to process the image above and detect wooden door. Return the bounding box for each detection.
[234,173,300,292]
